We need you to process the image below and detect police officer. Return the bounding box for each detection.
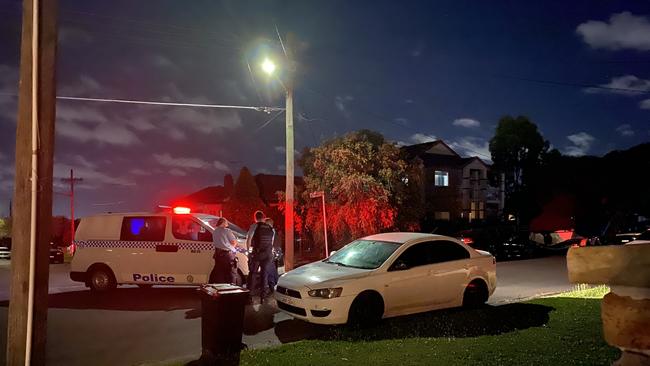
[209,218,238,284]
[246,211,275,302]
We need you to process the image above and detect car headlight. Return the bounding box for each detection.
[307,288,343,299]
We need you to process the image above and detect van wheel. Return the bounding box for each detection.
[462,280,488,308]
[88,267,116,292]
[348,291,384,327]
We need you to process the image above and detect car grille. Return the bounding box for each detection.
[277,301,307,316]
[276,286,301,299]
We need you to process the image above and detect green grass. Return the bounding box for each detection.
[161,286,618,366]
[240,286,618,366]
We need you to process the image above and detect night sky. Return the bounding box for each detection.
[0,0,649,217]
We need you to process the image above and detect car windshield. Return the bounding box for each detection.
[324,239,401,269]
[195,214,246,238]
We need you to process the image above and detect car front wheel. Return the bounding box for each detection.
[348,291,384,327]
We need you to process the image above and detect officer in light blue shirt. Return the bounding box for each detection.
[209,218,238,284]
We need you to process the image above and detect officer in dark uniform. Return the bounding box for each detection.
[246,211,275,301]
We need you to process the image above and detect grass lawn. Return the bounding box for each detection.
[239,286,618,366]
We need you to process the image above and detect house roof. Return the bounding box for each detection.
[180,186,229,204]
[402,140,460,159]
[402,140,490,168]
[255,174,304,203]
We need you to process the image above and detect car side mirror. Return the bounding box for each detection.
[391,260,409,271]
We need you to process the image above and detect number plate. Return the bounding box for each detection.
[276,293,295,306]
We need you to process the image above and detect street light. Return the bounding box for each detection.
[261,58,276,75]
[260,55,295,271]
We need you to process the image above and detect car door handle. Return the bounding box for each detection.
[156,244,178,253]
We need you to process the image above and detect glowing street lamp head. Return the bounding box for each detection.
[261,58,277,75]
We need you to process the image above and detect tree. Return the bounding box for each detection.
[299,130,418,248]
[0,217,11,238]
[222,167,265,228]
[489,116,548,221]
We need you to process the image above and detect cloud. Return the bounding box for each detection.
[57,119,140,146]
[212,160,229,172]
[153,153,229,172]
[130,168,151,176]
[410,133,437,144]
[564,132,596,157]
[452,118,481,128]
[58,75,102,96]
[168,168,187,176]
[577,12,650,51]
[448,137,492,162]
[404,99,415,104]
[584,75,650,95]
[616,124,635,137]
[334,95,354,120]
[53,162,135,188]
[154,153,211,169]
[640,99,650,109]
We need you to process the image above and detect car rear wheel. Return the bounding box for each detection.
[348,291,384,327]
[88,267,117,292]
[462,280,488,308]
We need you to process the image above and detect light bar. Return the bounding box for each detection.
[173,206,191,214]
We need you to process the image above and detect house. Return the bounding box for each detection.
[173,185,231,216]
[173,173,303,214]
[403,140,504,222]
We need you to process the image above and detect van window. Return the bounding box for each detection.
[172,217,212,242]
[120,216,166,241]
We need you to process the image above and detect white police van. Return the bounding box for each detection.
[70,208,249,291]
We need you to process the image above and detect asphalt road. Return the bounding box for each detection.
[0,255,573,366]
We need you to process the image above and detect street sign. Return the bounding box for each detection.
[310,191,324,198]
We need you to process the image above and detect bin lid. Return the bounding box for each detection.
[199,284,249,297]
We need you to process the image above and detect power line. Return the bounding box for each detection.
[54,95,284,113]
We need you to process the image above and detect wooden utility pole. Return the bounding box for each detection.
[60,169,82,246]
[7,0,58,365]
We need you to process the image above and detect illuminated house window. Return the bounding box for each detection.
[434,171,449,186]
[434,211,450,220]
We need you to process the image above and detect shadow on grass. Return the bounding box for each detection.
[274,303,554,343]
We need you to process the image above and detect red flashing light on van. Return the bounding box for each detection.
[461,237,474,246]
[173,206,191,214]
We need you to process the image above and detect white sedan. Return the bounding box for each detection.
[274,232,497,325]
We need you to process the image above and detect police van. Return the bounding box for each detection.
[70,207,250,291]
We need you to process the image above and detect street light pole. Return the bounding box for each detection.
[284,84,294,271]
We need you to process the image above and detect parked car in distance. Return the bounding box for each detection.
[625,230,650,246]
[49,243,64,264]
[275,232,496,325]
[0,237,10,260]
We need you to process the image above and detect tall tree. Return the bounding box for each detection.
[222,167,265,228]
[489,115,548,221]
[299,130,418,248]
